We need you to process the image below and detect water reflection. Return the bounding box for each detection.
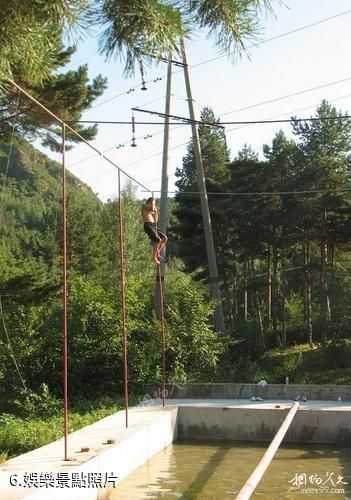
[107,442,351,499]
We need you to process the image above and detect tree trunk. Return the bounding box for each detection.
[233,274,238,323]
[329,241,336,327]
[244,259,248,321]
[281,293,286,348]
[320,209,328,344]
[267,245,272,329]
[255,290,265,348]
[303,229,313,346]
[272,229,281,347]
[280,255,286,349]
[222,270,234,329]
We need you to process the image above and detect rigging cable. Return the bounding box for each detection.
[0,295,27,390]
[0,91,20,215]
[0,90,27,391]
[88,9,351,111]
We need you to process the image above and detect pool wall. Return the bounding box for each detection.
[177,406,351,445]
[2,396,351,499]
[145,383,351,401]
[1,407,179,500]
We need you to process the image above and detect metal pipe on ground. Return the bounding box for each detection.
[235,401,300,500]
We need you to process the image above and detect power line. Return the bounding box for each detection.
[133,95,166,110]
[9,80,153,194]
[189,9,351,71]
[73,92,351,187]
[67,112,351,127]
[219,76,351,119]
[88,9,351,111]
[67,98,351,190]
[147,188,351,197]
[90,77,164,111]
[66,77,351,171]
[67,126,162,169]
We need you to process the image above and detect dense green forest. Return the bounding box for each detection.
[1,0,351,463]
[1,99,351,460]
[1,99,351,410]
[172,103,351,358]
[0,139,221,400]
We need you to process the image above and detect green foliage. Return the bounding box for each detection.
[0,139,223,402]
[172,107,230,280]
[99,0,185,76]
[0,140,103,302]
[1,59,107,149]
[0,0,89,84]
[98,0,275,75]
[2,93,351,469]
[0,396,127,461]
[225,342,351,385]
[164,261,223,380]
[11,384,61,418]
[67,275,121,395]
[171,100,351,355]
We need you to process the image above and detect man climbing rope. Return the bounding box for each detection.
[141,197,168,264]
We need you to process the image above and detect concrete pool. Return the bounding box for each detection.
[1,386,351,499]
[106,441,351,499]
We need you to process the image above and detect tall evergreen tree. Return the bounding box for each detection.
[0,0,89,85]
[171,107,230,281]
[98,0,275,75]
[292,101,351,342]
[1,47,107,150]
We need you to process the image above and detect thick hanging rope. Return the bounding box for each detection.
[157,263,166,407]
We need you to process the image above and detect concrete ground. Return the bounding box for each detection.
[166,398,351,410]
[0,404,176,500]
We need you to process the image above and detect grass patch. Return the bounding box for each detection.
[227,341,351,384]
[0,394,139,463]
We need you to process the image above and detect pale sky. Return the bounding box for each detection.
[46,0,351,201]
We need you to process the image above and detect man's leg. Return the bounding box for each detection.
[152,242,160,264]
[157,234,168,259]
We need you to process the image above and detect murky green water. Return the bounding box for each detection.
[107,441,351,499]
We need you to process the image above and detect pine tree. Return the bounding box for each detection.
[171,107,230,280]
[0,0,89,85]
[98,0,275,75]
[292,101,351,343]
[1,47,107,150]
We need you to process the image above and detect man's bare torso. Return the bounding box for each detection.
[141,204,157,223]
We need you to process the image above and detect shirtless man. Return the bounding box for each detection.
[141,197,168,264]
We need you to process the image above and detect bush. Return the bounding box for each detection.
[10,384,61,418]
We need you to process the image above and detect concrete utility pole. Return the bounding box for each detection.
[180,39,225,332]
[154,54,172,315]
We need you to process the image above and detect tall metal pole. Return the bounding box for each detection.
[159,54,172,243]
[118,169,128,427]
[180,39,225,332]
[155,53,172,315]
[61,123,69,460]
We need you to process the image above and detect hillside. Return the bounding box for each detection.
[0,140,103,303]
